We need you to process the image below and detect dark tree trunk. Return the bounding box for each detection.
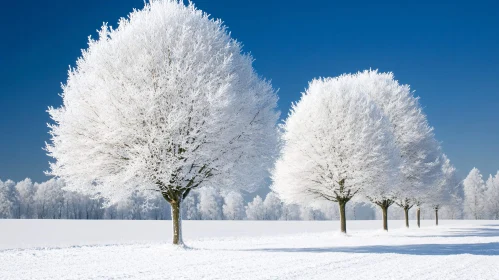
[435,208,439,226]
[170,199,182,245]
[338,200,347,233]
[162,187,191,246]
[417,207,421,228]
[373,199,392,231]
[382,204,388,231]
[404,207,410,228]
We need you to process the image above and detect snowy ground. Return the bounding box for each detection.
[1,220,498,279]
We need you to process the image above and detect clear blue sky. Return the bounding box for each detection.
[0,0,498,183]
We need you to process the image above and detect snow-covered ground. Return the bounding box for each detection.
[1,220,498,279]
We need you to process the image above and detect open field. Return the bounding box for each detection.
[1,220,498,279]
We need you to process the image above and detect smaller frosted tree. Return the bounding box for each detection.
[182,192,199,220]
[463,168,486,219]
[281,203,301,220]
[245,195,265,220]
[34,178,65,219]
[197,187,222,220]
[353,70,443,230]
[272,76,401,233]
[222,191,245,220]
[263,192,283,220]
[426,155,457,225]
[485,172,499,219]
[15,178,35,219]
[300,206,326,220]
[0,180,14,218]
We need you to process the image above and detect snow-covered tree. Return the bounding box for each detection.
[0,180,14,218]
[45,0,278,244]
[272,76,401,233]
[280,203,301,220]
[197,187,222,220]
[222,191,245,220]
[182,192,199,220]
[348,202,376,220]
[463,168,486,219]
[15,178,35,219]
[300,206,327,220]
[485,172,499,219]
[263,192,282,220]
[34,178,65,219]
[314,202,339,221]
[426,155,457,225]
[245,195,265,220]
[346,70,442,229]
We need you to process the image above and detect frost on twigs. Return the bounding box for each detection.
[45,0,279,244]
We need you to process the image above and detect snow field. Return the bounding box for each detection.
[1,220,498,279]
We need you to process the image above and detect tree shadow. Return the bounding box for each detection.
[404,226,499,238]
[244,242,499,256]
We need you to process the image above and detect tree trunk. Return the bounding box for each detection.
[404,207,409,228]
[417,207,421,228]
[170,199,183,245]
[435,208,439,226]
[381,204,389,231]
[338,200,347,233]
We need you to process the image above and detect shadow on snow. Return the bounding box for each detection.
[243,242,499,256]
[242,226,499,256]
[405,226,499,238]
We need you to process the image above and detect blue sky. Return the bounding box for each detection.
[0,0,498,183]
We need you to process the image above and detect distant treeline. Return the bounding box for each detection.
[1,177,480,221]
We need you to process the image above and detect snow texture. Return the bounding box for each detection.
[1,220,498,279]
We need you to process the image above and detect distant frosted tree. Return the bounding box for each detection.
[245,195,265,220]
[463,168,486,219]
[182,192,199,220]
[280,203,301,220]
[300,206,326,221]
[426,155,457,225]
[197,187,222,220]
[439,181,464,220]
[485,172,499,219]
[45,0,278,244]
[263,192,282,220]
[34,178,65,219]
[2,180,17,218]
[272,75,401,233]
[0,180,14,218]
[222,191,245,220]
[347,202,376,220]
[15,178,35,219]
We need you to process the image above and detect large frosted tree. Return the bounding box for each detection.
[45,0,279,245]
[271,76,401,233]
[463,168,486,219]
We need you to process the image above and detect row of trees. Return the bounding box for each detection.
[271,71,458,233]
[0,177,464,221]
[37,0,475,244]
